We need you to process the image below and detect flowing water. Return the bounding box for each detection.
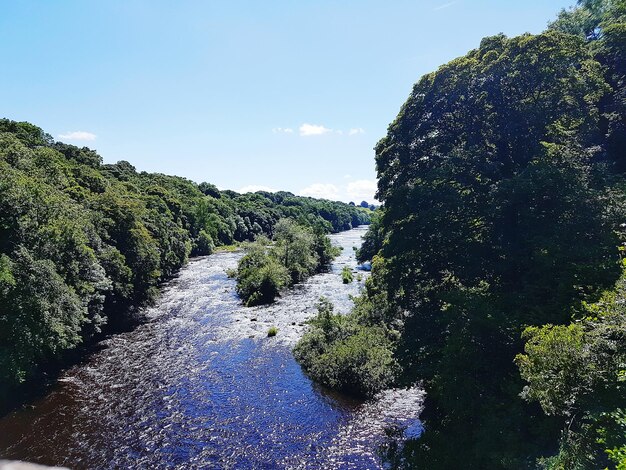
[0,227,423,469]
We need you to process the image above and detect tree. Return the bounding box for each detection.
[235,237,290,306]
[298,22,626,468]
[274,218,318,283]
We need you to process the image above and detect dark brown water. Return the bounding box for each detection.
[0,227,423,469]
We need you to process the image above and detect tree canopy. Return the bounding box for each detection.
[296,1,626,467]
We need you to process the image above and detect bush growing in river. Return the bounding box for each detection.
[236,238,290,306]
[193,229,215,256]
[341,266,353,284]
[273,219,319,283]
[294,297,399,398]
[313,228,341,271]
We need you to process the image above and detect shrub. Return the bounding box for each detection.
[238,256,290,306]
[341,266,354,284]
[294,297,399,398]
[235,238,290,306]
[274,218,318,283]
[267,326,278,337]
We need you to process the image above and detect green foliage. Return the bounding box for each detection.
[516,274,626,469]
[235,219,340,306]
[215,244,241,253]
[356,209,384,262]
[341,266,354,284]
[194,229,215,256]
[0,248,88,385]
[294,297,399,398]
[517,323,589,416]
[304,4,626,467]
[274,219,319,283]
[549,0,612,39]
[599,410,626,469]
[235,238,291,306]
[267,326,278,337]
[313,228,341,271]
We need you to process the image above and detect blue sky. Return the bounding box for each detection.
[1,0,573,202]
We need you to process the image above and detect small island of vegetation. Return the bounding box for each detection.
[235,219,340,306]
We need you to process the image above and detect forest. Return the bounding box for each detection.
[296,0,626,468]
[0,119,370,408]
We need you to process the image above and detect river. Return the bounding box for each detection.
[0,226,423,469]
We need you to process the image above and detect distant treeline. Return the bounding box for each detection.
[0,119,370,406]
[296,0,626,468]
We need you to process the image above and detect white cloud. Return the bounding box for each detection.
[237,185,276,194]
[299,123,332,136]
[299,183,340,200]
[433,1,457,11]
[58,131,97,141]
[274,123,364,137]
[346,179,377,203]
[272,127,294,134]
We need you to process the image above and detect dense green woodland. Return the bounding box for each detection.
[297,0,626,468]
[0,120,369,407]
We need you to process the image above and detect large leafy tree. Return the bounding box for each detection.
[374,30,623,468]
[297,14,626,468]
